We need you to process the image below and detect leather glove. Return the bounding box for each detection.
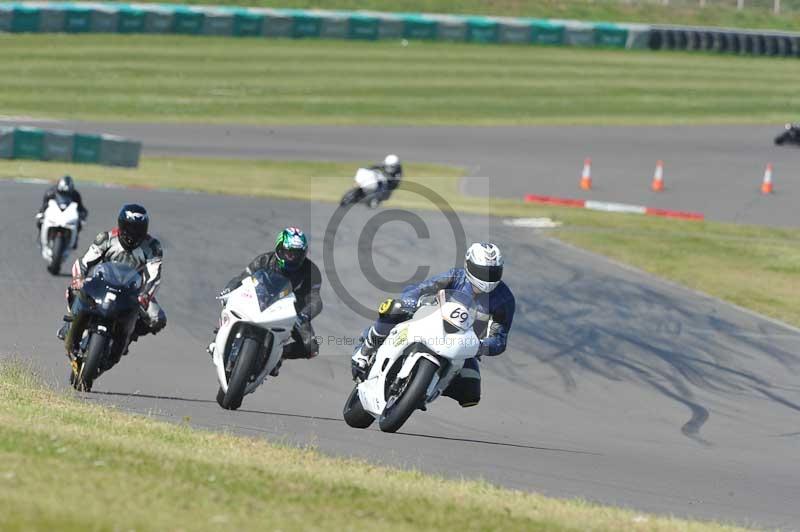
[351,356,368,381]
[475,341,490,359]
[138,295,150,310]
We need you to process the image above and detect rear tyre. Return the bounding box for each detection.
[775,135,786,146]
[76,333,107,392]
[221,337,259,410]
[48,234,65,275]
[378,357,438,433]
[343,385,374,429]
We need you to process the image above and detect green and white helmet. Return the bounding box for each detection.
[275,227,308,272]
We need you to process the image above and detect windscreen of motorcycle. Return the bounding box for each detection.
[251,269,292,312]
[438,289,477,332]
[55,192,73,210]
[354,168,382,193]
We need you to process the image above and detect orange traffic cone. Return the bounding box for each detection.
[761,163,774,195]
[651,160,665,192]
[580,158,592,190]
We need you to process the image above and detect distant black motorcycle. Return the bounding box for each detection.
[774,123,800,146]
[66,262,142,391]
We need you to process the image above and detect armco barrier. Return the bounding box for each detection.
[1,2,799,57]
[0,127,141,167]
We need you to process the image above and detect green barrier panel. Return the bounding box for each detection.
[64,4,92,33]
[402,14,436,40]
[233,10,262,36]
[318,12,346,39]
[562,21,595,46]
[12,4,40,33]
[0,127,14,159]
[260,9,291,37]
[90,5,119,33]
[532,20,564,45]
[348,13,379,40]
[430,15,466,41]
[13,128,45,160]
[99,135,141,168]
[172,6,204,34]
[73,133,102,164]
[39,5,66,32]
[497,19,533,44]
[292,11,322,38]
[143,5,173,33]
[594,23,628,47]
[203,8,234,36]
[467,17,498,43]
[117,5,145,33]
[43,130,75,162]
[0,5,13,32]
[371,13,403,40]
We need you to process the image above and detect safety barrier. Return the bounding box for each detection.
[0,2,649,49]
[648,25,800,56]
[0,126,141,167]
[1,3,797,57]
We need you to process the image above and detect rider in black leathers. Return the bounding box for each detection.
[213,227,322,375]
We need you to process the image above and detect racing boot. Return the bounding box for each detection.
[350,326,386,380]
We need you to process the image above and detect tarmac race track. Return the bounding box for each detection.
[2,180,800,529]
[3,120,799,227]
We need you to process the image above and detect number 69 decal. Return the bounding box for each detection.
[449,307,469,323]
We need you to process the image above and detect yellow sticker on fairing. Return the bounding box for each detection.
[393,327,408,346]
[378,298,392,315]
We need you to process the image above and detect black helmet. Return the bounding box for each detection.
[117,204,149,251]
[57,175,74,194]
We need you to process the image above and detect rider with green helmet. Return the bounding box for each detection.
[213,227,323,370]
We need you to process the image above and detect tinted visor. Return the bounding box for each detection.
[277,247,306,266]
[120,224,147,249]
[467,262,503,282]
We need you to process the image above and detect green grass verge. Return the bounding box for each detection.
[132,0,800,33]
[4,157,800,328]
[0,360,745,531]
[2,34,800,125]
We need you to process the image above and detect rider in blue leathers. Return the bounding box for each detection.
[351,243,514,407]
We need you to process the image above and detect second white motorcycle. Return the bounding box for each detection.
[343,289,481,433]
[38,193,81,275]
[210,269,297,410]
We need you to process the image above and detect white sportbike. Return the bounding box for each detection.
[339,168,387,209]
[39,193,81,275]
[343,289,480,433]
[211,269,297,410]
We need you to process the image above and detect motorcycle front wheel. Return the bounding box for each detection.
[343,385,374,429]
[47,233,65,275]
[220,337,259,410]
[76,333,107,392]
[340,188,362,207]
[378,357,438,433]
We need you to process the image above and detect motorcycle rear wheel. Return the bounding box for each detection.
[220,337,259,410]
[378,358,438,433]
[343,385,374,429]
[47,233,65,275]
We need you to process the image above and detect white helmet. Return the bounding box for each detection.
[383,154,400,173]
[465,243,503,293]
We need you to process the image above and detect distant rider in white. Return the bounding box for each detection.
[368,154,403,203]
[36,175,88,247]
[58,204,166,353]
[351,242,515,407]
